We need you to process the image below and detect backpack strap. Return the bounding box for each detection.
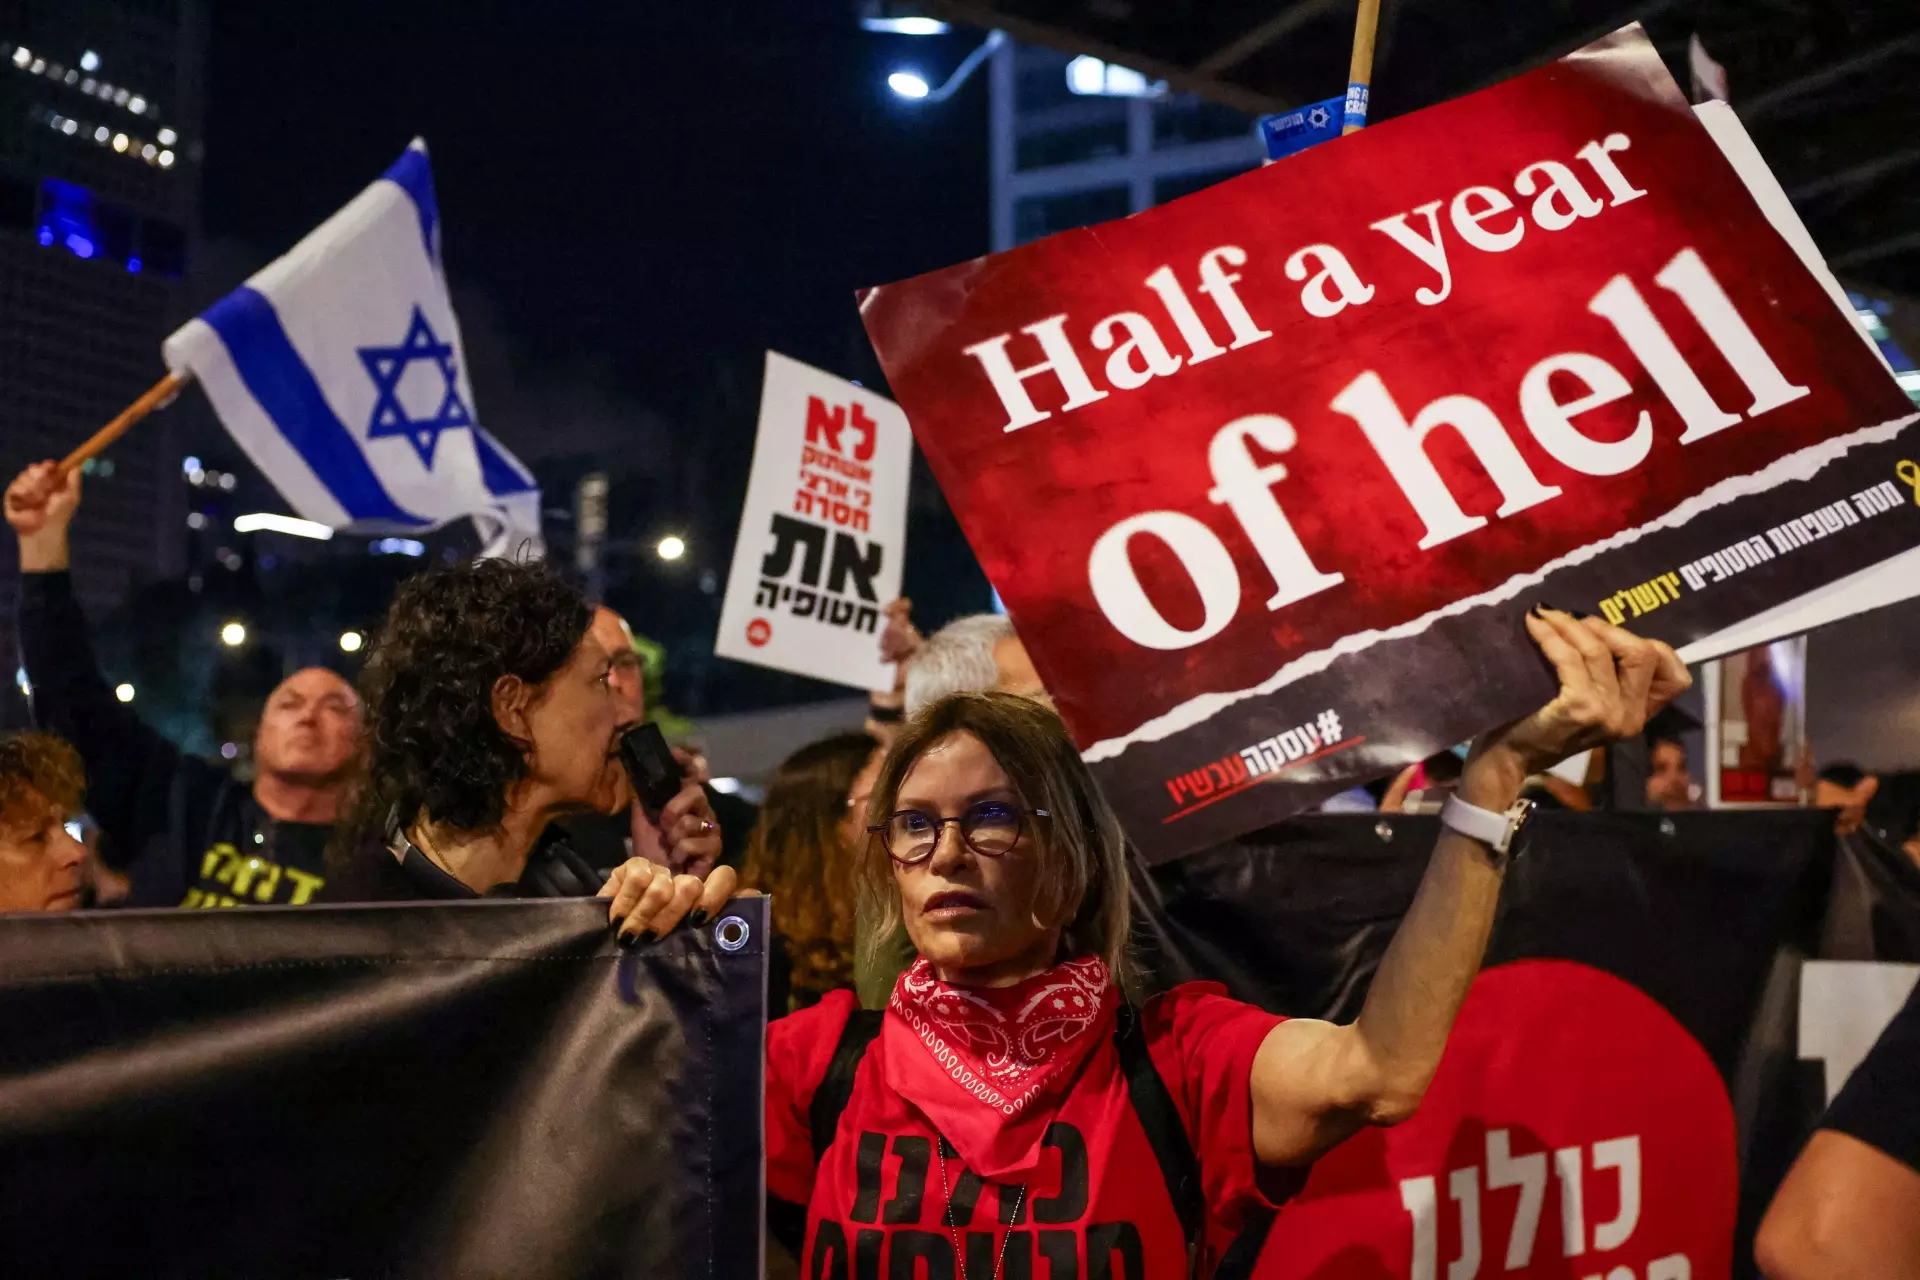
[1212,1205,1276,1280]
[810,1007,884,1165]
[1113,1002,1205,1271]
[770,1008,885,1262]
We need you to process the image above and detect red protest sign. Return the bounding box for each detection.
[858,27,1918,861]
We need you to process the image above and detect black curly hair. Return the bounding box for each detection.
[344,557,593,844]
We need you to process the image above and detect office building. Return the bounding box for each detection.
[987,40,1265,253]
[0,0,204,632]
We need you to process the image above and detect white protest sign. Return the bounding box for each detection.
[715,351,910,692]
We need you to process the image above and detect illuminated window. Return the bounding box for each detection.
[1152,96,1255,149]
[1013,186,1129,245]
[1015,119,1128,171]
[1153,164,1255,205]
[33,179,187,276]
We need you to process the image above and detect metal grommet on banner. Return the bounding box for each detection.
[714,916,751,953]
[1659,817,1677,839]
[1374,820,1394,843]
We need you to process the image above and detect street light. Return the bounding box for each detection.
[234,512,334,540]
[220,621,247,647]
[886,29,1005,105]
[657,535,687,561]
[339,631,364,653]
[887,71,931,99]
[114,683,134,703]
[865,16,948,35]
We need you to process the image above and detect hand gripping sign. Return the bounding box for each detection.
[857,25,1919,861]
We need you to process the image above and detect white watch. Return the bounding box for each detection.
[1439,793,1535,858]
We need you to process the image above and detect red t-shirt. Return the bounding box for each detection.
[768,982,1288,1278]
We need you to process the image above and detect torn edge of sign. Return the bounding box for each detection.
[1081,407,1919,766]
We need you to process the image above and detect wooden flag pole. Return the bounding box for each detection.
[1342,0,1383,135]
[57,371,191,476]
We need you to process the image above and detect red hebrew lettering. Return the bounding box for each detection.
[806,396,848,453]
[849,403,879,461]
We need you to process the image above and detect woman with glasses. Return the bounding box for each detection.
[608,609,1687,1278]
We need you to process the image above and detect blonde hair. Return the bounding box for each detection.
[855,691,1133,986]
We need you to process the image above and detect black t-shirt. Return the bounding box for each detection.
[1823,979,1920,1171]
[19,570,336,907]
[316,828,607,902]
[162,805,335,909]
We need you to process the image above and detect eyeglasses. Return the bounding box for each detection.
[869,800,1049,866]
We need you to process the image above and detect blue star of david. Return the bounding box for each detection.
[358,307,474,468]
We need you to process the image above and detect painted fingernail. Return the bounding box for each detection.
[638,928,659,944]
[617,930,638,948]
[686,908,710,929]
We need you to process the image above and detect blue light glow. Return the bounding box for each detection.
[37,179,101,263]
[126,256,141,273]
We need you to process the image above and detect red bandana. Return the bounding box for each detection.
[882,955,1116,1180]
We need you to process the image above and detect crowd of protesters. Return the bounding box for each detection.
[6,452,1920,1277]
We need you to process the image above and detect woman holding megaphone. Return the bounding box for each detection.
[323,557,730,912]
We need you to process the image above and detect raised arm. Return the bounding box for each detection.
[7,461,202,861]
[1249,609,1689,1166]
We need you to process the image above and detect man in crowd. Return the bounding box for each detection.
[551,604,754,874]
[0,730,87,913]
[902,611,1047,715]
[5,461,359,906]
[1646,733,1697,811]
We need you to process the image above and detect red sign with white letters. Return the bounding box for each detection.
[1258,960,1736,1278]
[859,26,1918,860]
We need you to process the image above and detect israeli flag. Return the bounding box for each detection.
[163,139,541,557]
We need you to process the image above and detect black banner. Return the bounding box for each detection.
[0,897,768,1280]
[1129,812,1920,1277]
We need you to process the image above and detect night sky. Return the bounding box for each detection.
[203,3,989,417]
[198,3,997,711]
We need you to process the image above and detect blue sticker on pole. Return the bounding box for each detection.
[1258,94,1343,161]
[1343,80,1370,130]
